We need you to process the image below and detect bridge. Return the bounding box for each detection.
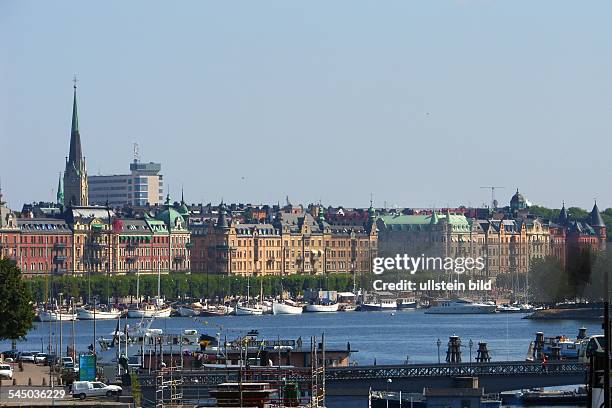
[325,360,588,396]
[138,360,588,399]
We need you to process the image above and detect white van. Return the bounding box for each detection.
[71,381,122,399]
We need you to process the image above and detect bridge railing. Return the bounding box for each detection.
[326,361,589,380]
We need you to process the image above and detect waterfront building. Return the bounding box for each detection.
[191,203,377,276]
[89,159,164,207]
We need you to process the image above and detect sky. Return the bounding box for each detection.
[1,1,611,210]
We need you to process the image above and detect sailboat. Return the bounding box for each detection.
[76,305,122,320]
[235,278,264,316]
[127,256,171,318]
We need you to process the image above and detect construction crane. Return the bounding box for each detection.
[480,186,505,209]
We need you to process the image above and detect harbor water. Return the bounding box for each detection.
[2,310,602,365]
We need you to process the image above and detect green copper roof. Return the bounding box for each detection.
[71,86,79,134]
[379,213,470,226]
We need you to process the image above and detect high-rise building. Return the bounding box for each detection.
[89,159,164,207]
[63,82,88,206]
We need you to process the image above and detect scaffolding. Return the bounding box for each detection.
[154,334,184,408]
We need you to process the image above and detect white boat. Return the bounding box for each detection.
[38,309,77,322]
[304,303,339,313]
[76,306,122,320]
[235,304,264,316]
[127,304,172,318]
[360,299,397,311]
[496,304,522,313]
[272,301,303,315]
[425,299,497,314]
[177,306,200,317]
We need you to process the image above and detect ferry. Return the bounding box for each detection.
[360,298,397,311]
[425,299,497,314]
[396,298,417,310]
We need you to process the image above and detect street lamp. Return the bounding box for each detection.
[436,338,442,364]
[386,378,392,408]
[58,292,63,358]
[469,339,474,364]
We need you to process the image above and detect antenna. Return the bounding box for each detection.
[480,186,505,209]
[133,142,140,163]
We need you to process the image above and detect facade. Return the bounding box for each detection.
[89,160,163,207]
[63,84,88,206]
[191,204,377,276]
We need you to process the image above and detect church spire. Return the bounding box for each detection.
[56,172,64,207]
[67,77,82,171]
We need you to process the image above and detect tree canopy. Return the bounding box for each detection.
[0,259,35,341]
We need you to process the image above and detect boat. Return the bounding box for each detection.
[235,304,264,316]
[496,304,522,313]
[304,303,339,313]
[38,308,78,322]
[177,305,200,317]
[396,298,417,310]
[127,303,172,318]
[339,304,357,312]
[234,277,265,316]
[359,298,397,311]
[76,306,122,320]
[424,299,497,314]
[272,300,303,315]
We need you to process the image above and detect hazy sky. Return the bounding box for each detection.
[1,1,611,210]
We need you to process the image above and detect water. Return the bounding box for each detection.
[2,310,602,365]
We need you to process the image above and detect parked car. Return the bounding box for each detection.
[61,356,73,366]
[0,364,13,379]
[34,353,49,364]
[19,352,35,363]
[72,381,122,399]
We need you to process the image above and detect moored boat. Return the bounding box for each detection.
[76,306,122,320]
[127,303,172,318]
[304,303,339,313]
[177,305,200,317]
[425,299,497,314]
[360,298,397,311]
[272,301,303,315]
[235,304,265,316]
[38,309,78,322]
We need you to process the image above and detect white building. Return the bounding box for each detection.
[89,160,163,207]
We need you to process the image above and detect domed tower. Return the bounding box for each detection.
[510,189,527,212]
[217,202,230,230]
[589,200,606,248]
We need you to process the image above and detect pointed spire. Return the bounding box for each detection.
[590,199,605,227]
[557,201,569,225]
[181,187,185,204]
[430,210,439,225]
[67,77,83,173]
[56,172,64,206]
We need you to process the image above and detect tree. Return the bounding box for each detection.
[0,259,35,341]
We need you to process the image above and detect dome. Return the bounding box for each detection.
[510,189,527,211]
[156,196,186,231]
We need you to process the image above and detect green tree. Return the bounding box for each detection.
[0,259,36,341]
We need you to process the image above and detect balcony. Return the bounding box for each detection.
[53,243,67,250]
[53,255,67,264]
